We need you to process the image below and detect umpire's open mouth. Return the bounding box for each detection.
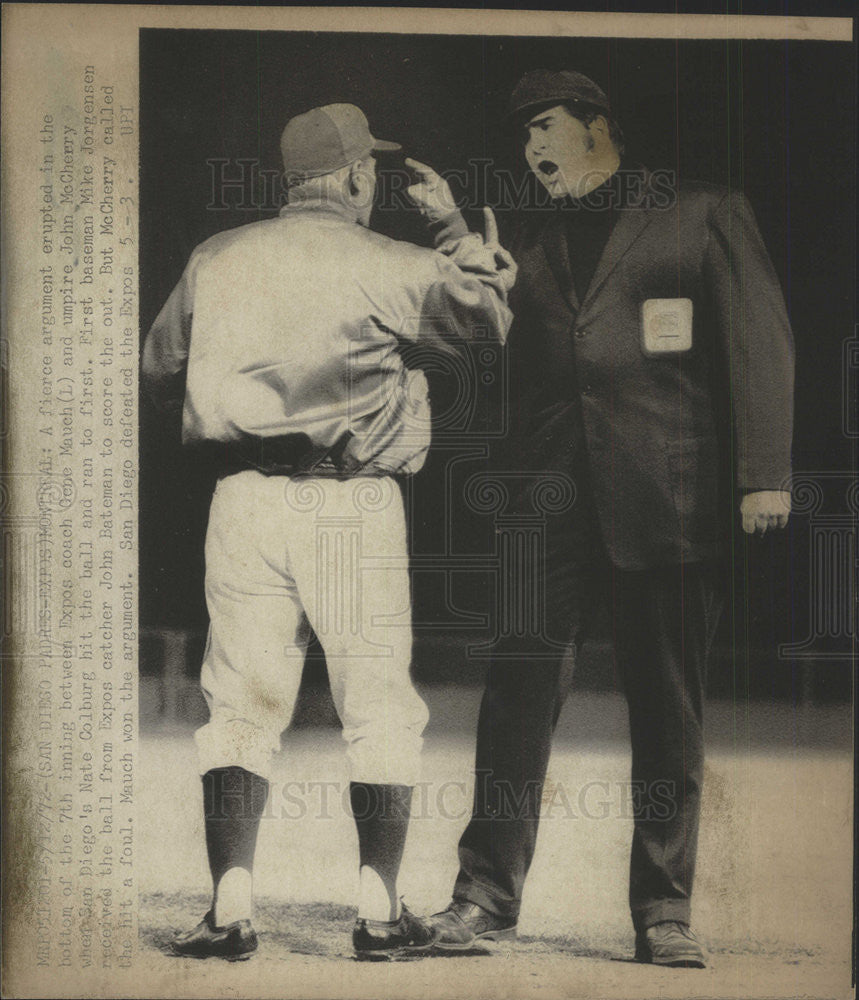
[538,160,559,176]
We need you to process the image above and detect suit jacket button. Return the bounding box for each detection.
[574,328,586,339]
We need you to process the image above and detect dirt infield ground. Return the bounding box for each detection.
[136,690,853,1000]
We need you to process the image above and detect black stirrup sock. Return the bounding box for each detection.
[202,766,270,891]
[350,782,413,920]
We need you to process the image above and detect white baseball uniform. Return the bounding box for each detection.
[143,196,512,783]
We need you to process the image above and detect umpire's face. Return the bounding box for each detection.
[523,104,600,200]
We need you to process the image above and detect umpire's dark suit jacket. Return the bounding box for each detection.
[505,170,795,570]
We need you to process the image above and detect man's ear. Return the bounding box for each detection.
[588,115,608,136]
[349,158,373,196]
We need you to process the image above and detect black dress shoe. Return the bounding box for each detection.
[635,921,707,968]
[170,910,258,960]
[427,899,517,951]
[352,903,436,961]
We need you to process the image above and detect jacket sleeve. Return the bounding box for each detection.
[141,255,197,420]
[703,190,795,491]
[393,211,514,352]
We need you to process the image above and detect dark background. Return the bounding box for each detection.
[139,26,855,703]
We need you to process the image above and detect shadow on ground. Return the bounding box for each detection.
[141,891,823,968]
[142,892,356,961]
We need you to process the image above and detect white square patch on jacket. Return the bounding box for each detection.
[641,298,693,354]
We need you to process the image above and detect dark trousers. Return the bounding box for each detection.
[453,506,723,931]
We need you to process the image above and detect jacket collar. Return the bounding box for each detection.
[279,195,361,225]
[539,164,660,319]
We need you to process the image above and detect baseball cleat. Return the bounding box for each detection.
[170,910,258,960]
[352,902,436,961]
[427,899,517,951]
[635,921,707,968]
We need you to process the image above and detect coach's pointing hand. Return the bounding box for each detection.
[482,207,518,292]
[404,158,459,223]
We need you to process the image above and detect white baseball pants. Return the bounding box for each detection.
[194,470,428,784]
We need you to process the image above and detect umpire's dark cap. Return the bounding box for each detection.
[509,70,611,120]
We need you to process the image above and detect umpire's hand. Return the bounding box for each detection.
[741,490,792,535]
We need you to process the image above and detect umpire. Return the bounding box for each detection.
[428,70,794,966]
[143,103,514,961]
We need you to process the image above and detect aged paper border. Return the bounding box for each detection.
[2,5,855,999]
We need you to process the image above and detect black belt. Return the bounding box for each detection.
[191,431,355,478]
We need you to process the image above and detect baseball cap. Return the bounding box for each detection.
[280,103,401,178]
[508,70,612,120]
